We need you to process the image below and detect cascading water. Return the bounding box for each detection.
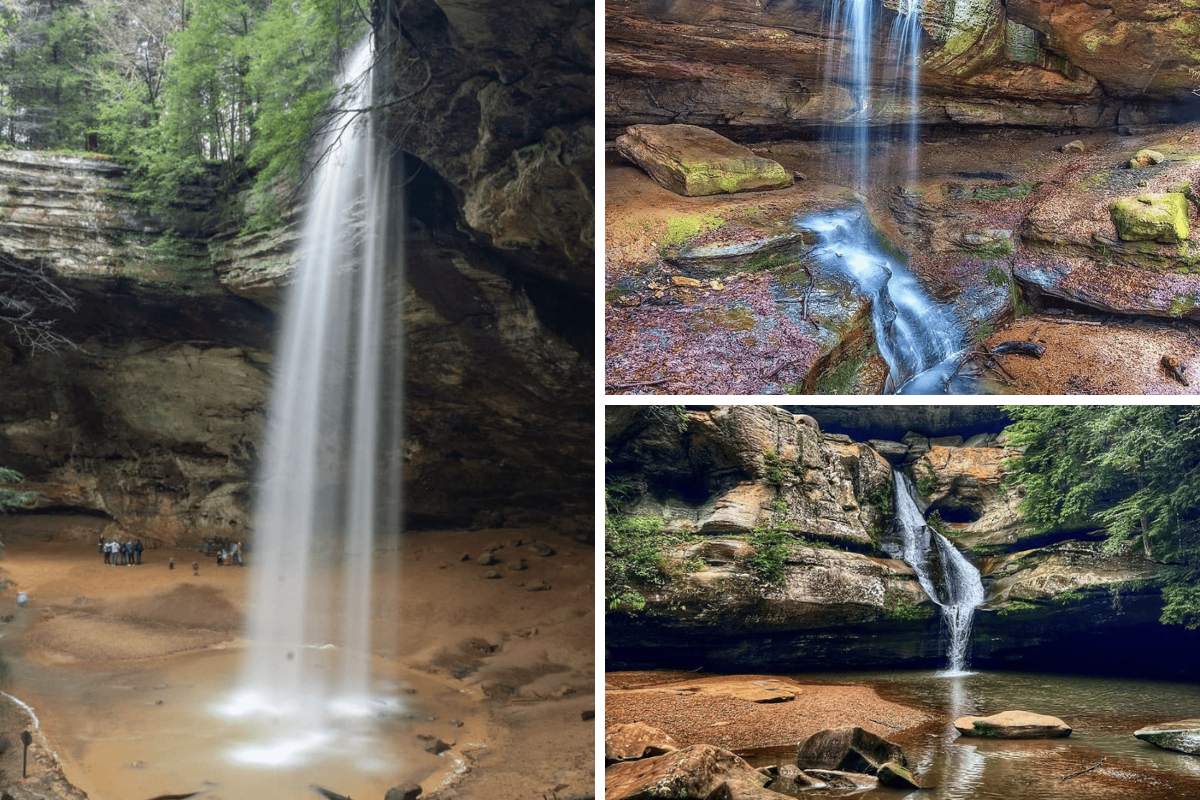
[799,208,976,393]
[218,34,404,765]
[885,469,985,674]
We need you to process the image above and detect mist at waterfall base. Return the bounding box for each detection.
[884,469,985,675]
[800,209,978,394]
[214,36,406,768]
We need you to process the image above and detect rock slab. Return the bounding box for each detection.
[604,744,768,800]
[605,722,679,763]
[954,710,1072,739]
[1110,194,1190,243]
[1134,720,1200,755]
[615,124,792,197]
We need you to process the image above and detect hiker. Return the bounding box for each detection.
[192,561,199,577]
[135,539,144,565]
[231,541,242,566]
[217,548,225,567]
[168,557,174,570]
[98,535,106,564]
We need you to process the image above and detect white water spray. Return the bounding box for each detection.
[219,35,403,764]
[887,469,985,674]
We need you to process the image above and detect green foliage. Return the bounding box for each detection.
[916,462,939,499]
[1004,406,1200,627]
[997,598,1039,616]
[739,527,792,586]
[763,449,786,484]
[605,512,676,612]
[926,509,950,537]
[0,468,33,513]
[882,588,928,620]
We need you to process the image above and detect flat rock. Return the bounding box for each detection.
[796,726,906,775]
[605,722,679,763]
[705,780,797,800]
[1129,149,1166,168]
[615,124,792,197]
[1134,720,1200,755]
[954,710,1072,739]
[802,770,878,790]
[604,744,768,800]
[868,440,909,463]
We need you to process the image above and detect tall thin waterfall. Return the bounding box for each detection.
[886,469,985,674]
[823,0,925,191]
[220,35,403,763]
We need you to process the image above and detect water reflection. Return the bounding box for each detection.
[749,671,1200,799]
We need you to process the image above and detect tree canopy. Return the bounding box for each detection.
[1003,405,1200,628]
[0,0,370,216]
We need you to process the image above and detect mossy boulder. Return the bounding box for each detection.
[1134,721,1200,755]
[1129,149,1167,169]
[615,124,793,197]
[1110,193,1191,243]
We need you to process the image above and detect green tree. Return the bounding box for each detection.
[1004,405,1200,628]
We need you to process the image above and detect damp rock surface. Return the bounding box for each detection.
[616,124,792,197]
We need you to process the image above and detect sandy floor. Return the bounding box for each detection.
[0,523,595,800]
[604,672,931,752]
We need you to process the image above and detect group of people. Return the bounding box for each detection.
[99,536,143,566]
[216,541,243,566]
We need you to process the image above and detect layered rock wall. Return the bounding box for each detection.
[606,405,1194,677]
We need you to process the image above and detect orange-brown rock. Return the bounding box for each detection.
[604,744,768,800]
[605,722,680,763]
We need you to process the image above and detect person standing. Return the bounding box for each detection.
[135,539,144,565]
[98,535,106,564]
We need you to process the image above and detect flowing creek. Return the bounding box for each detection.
[740,670,1200,799]
[799,210,978,394]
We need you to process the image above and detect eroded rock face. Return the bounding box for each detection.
[605,0,1195,136]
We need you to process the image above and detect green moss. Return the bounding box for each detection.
[883,588,929,620]
[1112,194,1191,242]
[1170,292,1197,318]
[743,250,797,273]
[605,286,631,302]
[916,461,939,499]
[815,355,864,395]
[662,214,725,248]
[985,266,1009,287]
[971,182,1037,202]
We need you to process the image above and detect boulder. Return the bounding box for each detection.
[795,726,906,775]
[930,436,964,448]
[604,744,768,800]
[769,764,825,793]
[385,786,422,800]
[868,440,910,464]
[954,711,1072,739]
[1110,194,1190,243]
[1133,721,1200,755]
[614,124,792,197]
[1128,149,1166,169]
[605,722,679,763]
[1061,140,1086,154]
[877,761,922,789]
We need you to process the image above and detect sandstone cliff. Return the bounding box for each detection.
[606,406,1192,677]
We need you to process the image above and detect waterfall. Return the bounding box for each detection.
[885,469,985,674]
[219,34,404,764]
[798,208,974,394]
[823,0,925,192]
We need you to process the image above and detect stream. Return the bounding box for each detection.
[741,670,1200,799]
[798,209,978,394]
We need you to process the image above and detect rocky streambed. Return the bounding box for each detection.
[605,122,1200,394]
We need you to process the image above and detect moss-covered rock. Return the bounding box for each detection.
[1110,193,1191,243]
[1129,149,1167,169]
[615,124,793,197]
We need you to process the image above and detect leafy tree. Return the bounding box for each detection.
[1004,405,1200,628]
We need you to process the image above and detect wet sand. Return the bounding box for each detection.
[0,526,595,800]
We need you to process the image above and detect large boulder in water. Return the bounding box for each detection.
[795,726,906,775]
[614,124,792,197]
[954,710,1072,738]
[877,761,923,789]
[604,744,768,800]
[1110,194,1191,243]
[1134,721,1200,755]
[605,722,679,763]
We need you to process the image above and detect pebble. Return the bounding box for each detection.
[448,719,464,728]
[423,738,452,755]
[507,558,528,571]
[484,570,502,579]
[475,552,497,566]
[526,542,555,557]
[525,580,551,592]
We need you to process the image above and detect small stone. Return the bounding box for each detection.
[525,580,551,592]
[507,538,524,547]
[484,542,504,552]
[448,719,464,728]
[671,276,703,288]
[475,552,497,566]
[155,699,163,706]
[582,709,595,720]
[527,542,555,557]
[459,553,471,562]
[423,738,452,755]
[1061,140,1086,154]
[484,570,502,579]
[793,170,806,181]
[385,784,422,800]
[507,558,528,571]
